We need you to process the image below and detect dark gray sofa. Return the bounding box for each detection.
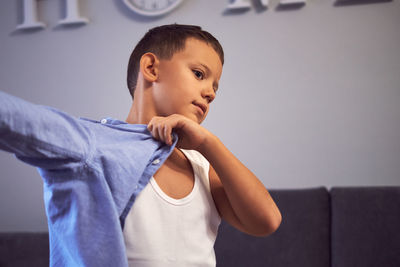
[1,187,399,267]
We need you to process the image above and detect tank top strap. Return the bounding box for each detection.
[180,149,211,191]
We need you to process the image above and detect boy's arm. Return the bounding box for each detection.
[148,114,282,237]
[0,91,91,169]
[206,138,281,236]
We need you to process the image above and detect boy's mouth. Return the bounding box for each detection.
[193,102,207,115]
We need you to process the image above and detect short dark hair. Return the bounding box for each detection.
[126,24,224,98]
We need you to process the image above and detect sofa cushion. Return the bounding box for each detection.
[214,187,330,267]
[0,232,49,267]
[331,186,400,267]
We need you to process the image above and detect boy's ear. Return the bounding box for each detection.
[139,53,160,83]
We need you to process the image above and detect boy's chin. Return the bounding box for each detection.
[169,112,204,124]
[185,113,203,124]
[188,116,202,124]
[194,114,206,124]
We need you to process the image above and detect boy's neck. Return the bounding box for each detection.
[125,86,156,125]
[125,102,145,124]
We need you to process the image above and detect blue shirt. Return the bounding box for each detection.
[0,91,178,266]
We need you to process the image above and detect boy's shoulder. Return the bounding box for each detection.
[180,149,210,172]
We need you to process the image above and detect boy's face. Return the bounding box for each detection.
[152,38,223,124]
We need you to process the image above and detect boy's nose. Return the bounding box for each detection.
[201,86,215,103]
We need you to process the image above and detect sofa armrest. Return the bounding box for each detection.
[0,232,49,267]
[214,187,330,267]
[331,186,400,267]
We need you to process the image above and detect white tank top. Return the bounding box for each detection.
[123,149,221,267]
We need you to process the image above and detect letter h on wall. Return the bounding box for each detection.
[17,0,88,30]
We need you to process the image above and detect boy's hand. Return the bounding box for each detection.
[148,114,282,237]
[147,114,213,151]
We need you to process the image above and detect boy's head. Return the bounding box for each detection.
[127,24,224,99]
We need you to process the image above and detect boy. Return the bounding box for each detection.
[0,24,281,266]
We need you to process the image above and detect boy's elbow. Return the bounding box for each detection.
[271,212,282,234]
[249,211,282,237]
[262,213,282,237]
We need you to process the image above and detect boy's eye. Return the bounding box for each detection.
[193,70,204,80]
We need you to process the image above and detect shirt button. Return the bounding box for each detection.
[100,119,107,124]
[152,159,160,165]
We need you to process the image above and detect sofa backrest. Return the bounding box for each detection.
[0,232,49,267]
[330,187,400,267]
[1,187,399,267]
[214,187,331,267]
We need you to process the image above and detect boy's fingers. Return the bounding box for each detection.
[157,124,166,144]
[147,116,177,145]
[147,119,155,132]
[150,123,160,141]
[163,124,174,145]
[164,125,172,145]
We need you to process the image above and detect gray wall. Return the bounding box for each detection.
[0,0,399,231]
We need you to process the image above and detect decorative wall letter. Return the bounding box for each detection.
[58,0,89,25]
[16,0,88,30]
[261,0,269,6]
[16,0,46,30]
[226,0,268,11]
[279,0,306,5]
[226,0,252,10]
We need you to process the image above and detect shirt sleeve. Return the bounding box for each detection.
[0,91,92,169]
